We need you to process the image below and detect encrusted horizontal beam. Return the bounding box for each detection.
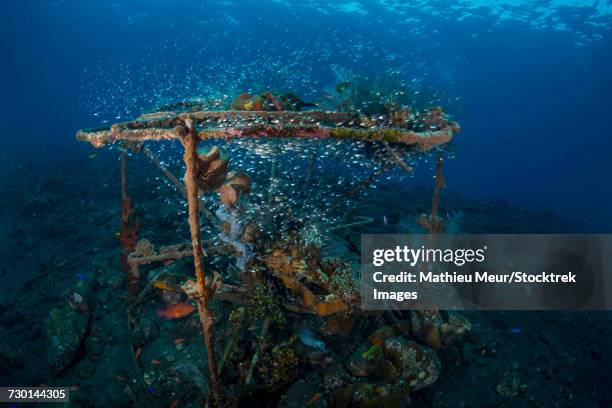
[113,110,359,130]
[77,110,459,150]
[77,128,180,148]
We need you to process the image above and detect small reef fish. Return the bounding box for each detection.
[134,347,142,363]
[156,302,196,319]
[153,280,181,292]
[306,392,323,405]
[298,328,326,351]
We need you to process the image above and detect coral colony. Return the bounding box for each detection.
[75,85,468,406]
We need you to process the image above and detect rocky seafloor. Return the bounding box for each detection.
[1,147,611,408]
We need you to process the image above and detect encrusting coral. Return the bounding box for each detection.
[182,119,221,401]
[264,246,354,317]
[126,240,193,285]
[76,102,459,151]
[195,146,229,192]
[230,92,316,112]
[409,310,471,349]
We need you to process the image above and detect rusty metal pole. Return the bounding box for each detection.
[431,156,444,223]
[119,150,140,292]
[121,151,127,201]
[182,118,221,401]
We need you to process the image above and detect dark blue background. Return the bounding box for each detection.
[2,0,610,230]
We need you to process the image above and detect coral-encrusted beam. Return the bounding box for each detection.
[77,128,180,148]
[77,111,458,151]
[113,110,359,129]
[182,118,221,401]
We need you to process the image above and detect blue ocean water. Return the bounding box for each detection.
[1,2,612,405]
[2,1,611,231]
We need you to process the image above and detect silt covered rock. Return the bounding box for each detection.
[382,336,441,391]
[45,285,91,376]
[279,379,327,408]
[333,383,406,408]
[348,330,441,392]
[0,340,23,376]
[410,310,471,349]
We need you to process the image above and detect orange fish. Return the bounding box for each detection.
[135,347,142,362]
[169,400,179,408]
[174,338,186,344]
[306,392,322,405]
[150,359,162,366]
[153,280,180,292]
[156,302,196,319]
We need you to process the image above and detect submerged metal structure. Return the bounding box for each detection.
[76,107,459,402]
[77,109,457,150]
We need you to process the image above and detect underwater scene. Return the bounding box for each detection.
[1,0,612,407]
